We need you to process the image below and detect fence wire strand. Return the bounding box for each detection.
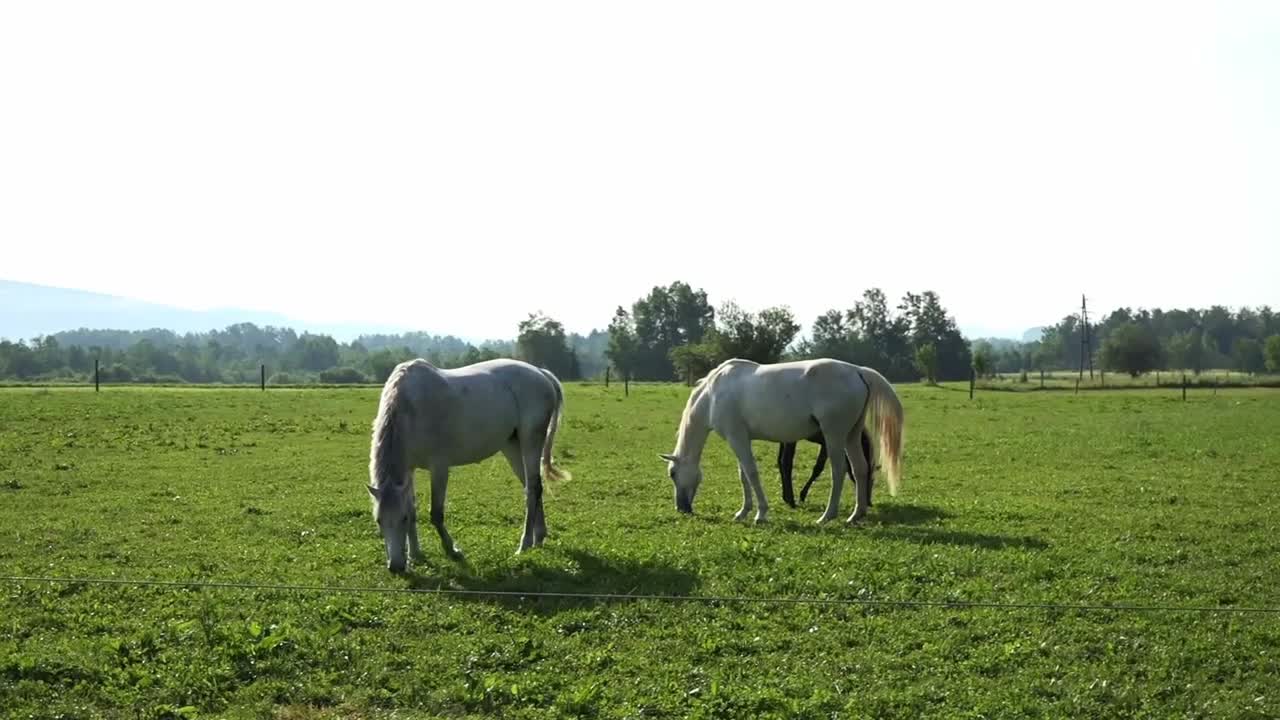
[4,574,1279,615]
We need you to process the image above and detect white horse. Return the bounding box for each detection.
[367,357,572,572]
[660,357,903,525]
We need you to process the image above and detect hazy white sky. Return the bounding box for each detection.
[2,1,1277,340]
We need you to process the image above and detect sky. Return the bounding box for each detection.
[2,1,1277,341]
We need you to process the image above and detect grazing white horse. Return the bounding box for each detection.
[660,358,903,525]
[367,358,571,572]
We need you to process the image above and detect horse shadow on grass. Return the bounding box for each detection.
[761,502,1049,551]
[400,547,701,615]
[868,526,1049,551]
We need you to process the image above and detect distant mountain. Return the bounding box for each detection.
[1021,326,1047,343]
[958,324,1025,342]
[0,278,411,343]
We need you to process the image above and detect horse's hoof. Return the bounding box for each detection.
[733,510,751,522]
[815,513,836,524]
[753,515,768,525]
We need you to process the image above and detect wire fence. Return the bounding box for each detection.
[4,574,1279,616]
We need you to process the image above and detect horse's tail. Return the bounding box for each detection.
[538,367,573,486]
[859,366,904,496]
[369,365,411,493]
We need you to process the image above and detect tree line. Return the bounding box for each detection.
[2,285,1278,384]
[972,305,1280,378]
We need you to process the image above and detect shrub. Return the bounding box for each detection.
[319,367,366,384]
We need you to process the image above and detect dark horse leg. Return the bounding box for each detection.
[799,430,875,506]
[777,442,799,508]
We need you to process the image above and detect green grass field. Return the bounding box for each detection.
[2,383,1278,719]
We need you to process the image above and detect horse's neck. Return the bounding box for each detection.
[674,385,712,462]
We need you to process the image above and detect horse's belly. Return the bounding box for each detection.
[447,420,517,465]
[738,391,819,442]
[745,414,820,442]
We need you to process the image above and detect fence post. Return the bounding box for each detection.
[605,367,610,388]
[1182,373,1187,402]
[1040,369,1044,389]
[94,358,100,392]
[261,364,266,391]
[969,369,975,400]
[1075,378,1080,395]
[624,375,629,397]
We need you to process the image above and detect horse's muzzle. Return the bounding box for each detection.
[675,493,693,514]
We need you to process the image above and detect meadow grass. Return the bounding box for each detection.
[1,383,1278,719]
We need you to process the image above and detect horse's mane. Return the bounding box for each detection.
[672,364,727,457]
[369,362,415,490]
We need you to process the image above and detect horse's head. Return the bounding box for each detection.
[659,452,701,514]
[367,482,411,572]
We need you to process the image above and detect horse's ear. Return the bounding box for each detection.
[659,453,678,463]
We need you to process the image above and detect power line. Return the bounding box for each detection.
[4,574,1279,616]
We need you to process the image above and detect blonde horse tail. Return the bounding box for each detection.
[539,368,573,486]
[860,367,904,496]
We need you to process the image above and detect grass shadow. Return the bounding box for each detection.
[778,501,950,527]
[870,526,1048,551]
[690,503,1044,552]
[401,548,701,614]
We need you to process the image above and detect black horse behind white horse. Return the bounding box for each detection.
[776,430,876,509]
[661,358,903,525]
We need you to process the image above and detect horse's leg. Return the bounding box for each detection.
[406,473,425,562]
[799,440,828,504]
[516,431,546,554]
[816,428,849,524]
[429,463,464,561]
[734,464,754,521]
[726,432,768,524]
[845,424,872,524]
[500,440,545,545]
[777,443,797,508]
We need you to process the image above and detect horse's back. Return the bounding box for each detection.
[710,358,869,441]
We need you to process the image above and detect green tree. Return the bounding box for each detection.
[1265,335,1280,373]
[850,289,914,379]
[290,334,340,372]
[899,291,971,381]
[1233,338,1265,375]
[914,343,938,385]
[629,281,715,380]
[517,312,579,380]
[971,342,993,378]
[1101,321,1162,377]
[368,347,415,383]
[604,307,640,384]
[711,301,800,364]
[669,342,721,385]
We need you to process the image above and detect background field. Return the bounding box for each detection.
[2,383,1278,719]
